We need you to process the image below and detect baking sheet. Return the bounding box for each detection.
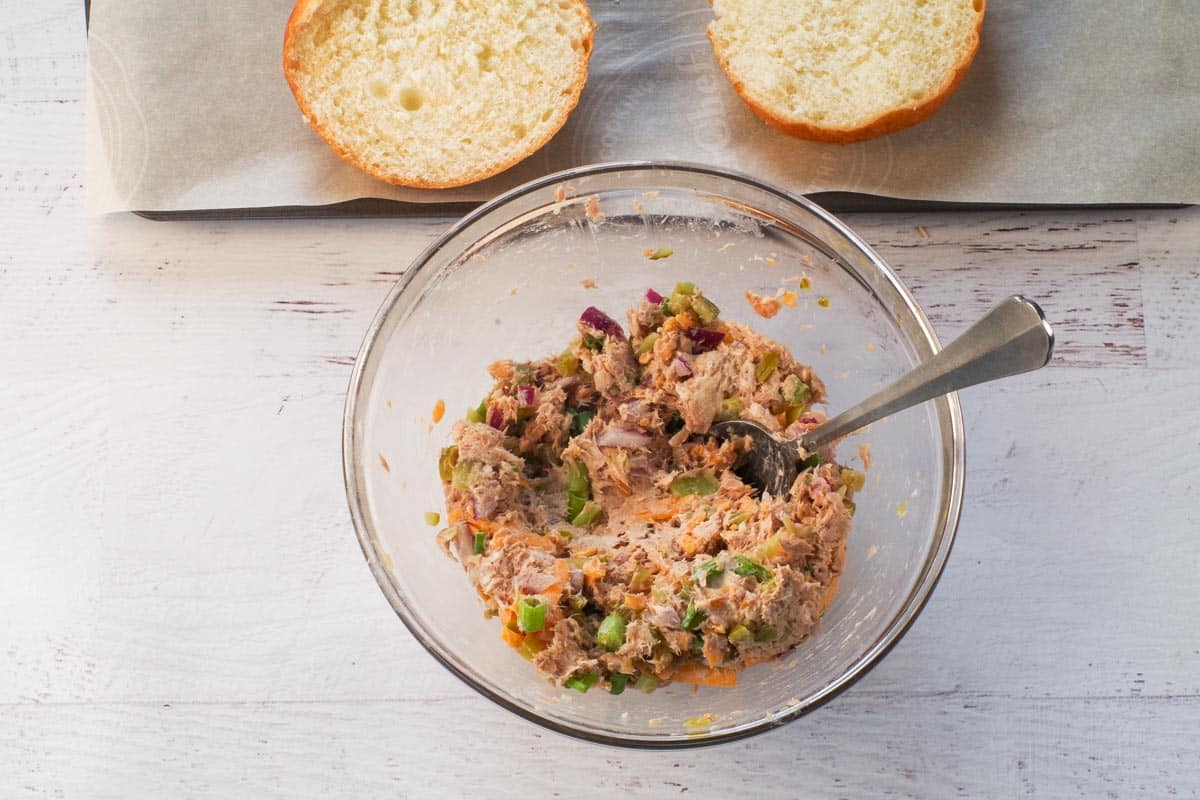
[86,0,1200,216]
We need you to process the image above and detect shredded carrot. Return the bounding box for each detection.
[499,606,516,629]
[431,399,445,423]
[672,663,737,687]
[623,593,647,610]
[745,290,782,319]
[582,558,606,581]
[540,559,572,605]
[500,627,525,648]
[634,502,679,522]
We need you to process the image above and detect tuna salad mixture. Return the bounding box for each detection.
[436,284,863,694]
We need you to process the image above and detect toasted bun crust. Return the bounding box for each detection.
[708,0,985,144]
[283,0,594,188]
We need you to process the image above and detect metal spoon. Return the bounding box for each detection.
[711,295,1055,496]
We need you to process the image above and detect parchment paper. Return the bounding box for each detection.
[86,0,1200,214]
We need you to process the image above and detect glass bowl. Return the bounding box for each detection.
[343,162,964,748]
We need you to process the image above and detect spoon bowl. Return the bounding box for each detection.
[714,295,1054,495]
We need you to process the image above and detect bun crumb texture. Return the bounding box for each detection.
[284,0,595,188]
[708,0,985,143]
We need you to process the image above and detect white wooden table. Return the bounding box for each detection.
[3,5,1198,798]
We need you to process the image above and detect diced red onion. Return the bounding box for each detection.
[685,326,725,352]
[596,425,653,448]
[579,306,626,341]
[645,288,664,304]
[487,405,505,429]
[671,354,693,377]
[799,415,821,426]
[517,385,537,407]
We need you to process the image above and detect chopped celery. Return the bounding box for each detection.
[572,501,602,527]
[754,533,785,563]
[437,446,458,482]
[681,602,707,631]
[691,295,720,324]
[755,351,780,383]
[629,566,653,592]
[668,470,720,497]
[451,460,474,489]
[748,532,787,563]
[466,399,488,424]
[841,468,866,492]
[566,459,592,523]
[569,408,595,436]
[517,636,545,661]
[555,350,580,376]
[691,560,723,587]
[780,517,815,543]
[597,613,627,651]
[731,555,771,581]
[674,282,696,295]
[647,247,673,260]
[717,396,743,420]
[517,596,547,633]
[473,531,486,555]
[799,453,823,471]
[724,510,752,529]
[665,291,692,316]
[564,672,598,693]
[790,381,812,406]
[635,332,659,356]
[582,335,605,351]
[728,624,754,645]
[634,672,660,693]
[754,623,778,642]
[608,673,630,695]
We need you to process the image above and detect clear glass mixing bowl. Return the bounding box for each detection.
[343,162,964,747]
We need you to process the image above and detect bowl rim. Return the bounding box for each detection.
[342,160,965,749]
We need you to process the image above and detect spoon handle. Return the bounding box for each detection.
[801,296,1055,451]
